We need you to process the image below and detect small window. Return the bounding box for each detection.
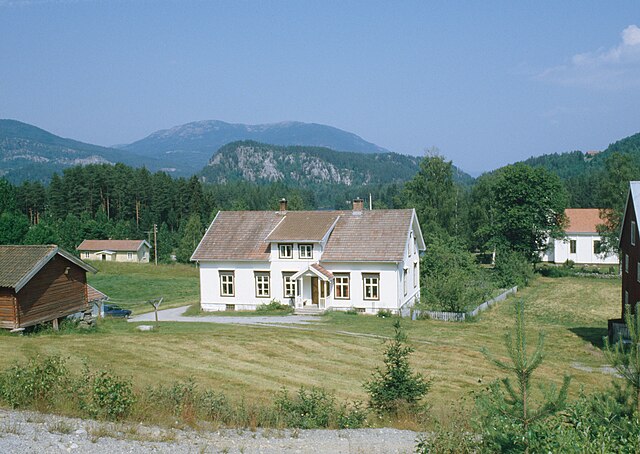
[403,268,408,295]
[279,244,293,259]
[626,254,630,273]
[299,244,313,259]
[633,221,637,246]
[363,274,380,300]
[625,290,629,307]
[84,252,90,259]
[127,252,133,260]
[593,240,601,255]
[255,272,270,298]
[413,262,418,288]
[569,240,577,254]
[355,308,366,313]
[225,304,235,312]
[283,272,297,298]
[637,262,640,284]
[409,232,413,257]
[220,271,235,297]
[335,274,350,299]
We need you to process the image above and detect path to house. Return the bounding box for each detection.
[128,306,319,326]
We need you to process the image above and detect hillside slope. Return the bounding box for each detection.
[0,119,159,182]
[200,141,419,186]
[121,120,391,175]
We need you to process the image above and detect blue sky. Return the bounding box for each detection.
[1,0,639,174]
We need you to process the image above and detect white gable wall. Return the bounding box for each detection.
[541,233,618,265]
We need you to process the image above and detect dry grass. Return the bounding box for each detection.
[0,275,621,423]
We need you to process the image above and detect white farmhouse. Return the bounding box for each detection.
[191,199,425,315]
[541,208,618,265]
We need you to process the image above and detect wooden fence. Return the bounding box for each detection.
[412,286,518,322]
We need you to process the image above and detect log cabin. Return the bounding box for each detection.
[0,245,97,330]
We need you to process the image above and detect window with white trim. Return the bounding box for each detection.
[637,262,640,284]
[363,274,379,300]
[633,221,637,246]
[409,232,413,257]
[569,240,577,254]
[127,252,133,260]
[403,268,408,295]
[283,272,297,298]
[626,254,630,273]
[299,244,313,259]
[335,274,350,299]
[220,271,234,297]
[255,272,270,298]
[84,252,90,259]
[625,290,629,307]
[279,243,293,259]
[413,262,418,288]
[593,240,601,255]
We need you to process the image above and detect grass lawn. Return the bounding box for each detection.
[0,273,622,428]
[87,262,199,314]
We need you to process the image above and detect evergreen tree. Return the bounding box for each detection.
[176,214,203,263]
[478,300,571,452]
[364,320,431,414]
[0,212,30,244]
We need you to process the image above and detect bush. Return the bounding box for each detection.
[420,234,494,312]
[0,355,69,409]
[83,370,136,420]
[493,248,533,288]
[275,386,366,429]
[364,320,430,415]
[256,299,293,314]
[376,309,394,318]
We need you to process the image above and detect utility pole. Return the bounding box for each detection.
[153,223,158,266]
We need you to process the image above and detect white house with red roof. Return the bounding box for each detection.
[191,199,425,315]
[77,239,151,263]
[541,208,618,265]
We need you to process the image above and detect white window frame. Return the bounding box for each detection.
[84,252,90,259]
[633,221,637,246]
[279,243,293,259]
[298,244,313,259]
[626,254,630,273]
[403,268,408,295]
[283,272,297,298]
[413,262,418,288]
[334,274,350,299]
[255,272,270,298]
[220,271,235,297]
[363,274,379,300]
[569,240,577,254]
[127,252,133,260]
[637,262,640,284]
[593,240,601,255]
[409,232,413,257]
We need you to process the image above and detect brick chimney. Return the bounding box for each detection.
[279,198,288,212]
[352,198,364,212]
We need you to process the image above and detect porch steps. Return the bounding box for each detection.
[294,305,325,315]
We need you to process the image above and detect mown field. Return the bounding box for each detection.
[0,262,623,427]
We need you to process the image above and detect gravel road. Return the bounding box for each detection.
[0,409,419,453]
[128,306,319,326]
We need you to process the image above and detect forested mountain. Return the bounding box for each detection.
[120,120,391,175]
[0,120,161,183]
[200,141,420,186]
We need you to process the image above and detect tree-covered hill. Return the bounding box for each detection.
[0,119,161,183]
[200,140,421,186]
[120,120,392,176]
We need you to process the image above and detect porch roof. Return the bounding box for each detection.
[291,263,335,281]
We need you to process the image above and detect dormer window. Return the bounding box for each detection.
[279,243,293,259]
[299,244,313,259]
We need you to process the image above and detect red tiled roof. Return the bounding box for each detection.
[565,208,606,233]
[77,239,147,252]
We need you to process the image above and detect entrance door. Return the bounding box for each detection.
[311,277,318,306]
[101,254,106,261]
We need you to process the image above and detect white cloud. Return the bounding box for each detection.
[537,25,640,89]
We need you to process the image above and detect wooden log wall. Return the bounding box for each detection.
[0,287,16,329]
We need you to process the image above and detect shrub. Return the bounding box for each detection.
[84,370,136,420]
[274,386,366,429]
[256,299,293,314]
[493,248,533,288]
[376,309,394,318]
[364,320,430,415]
[0,355,69,409]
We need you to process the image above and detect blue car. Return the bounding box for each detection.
[103,304,132,318]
